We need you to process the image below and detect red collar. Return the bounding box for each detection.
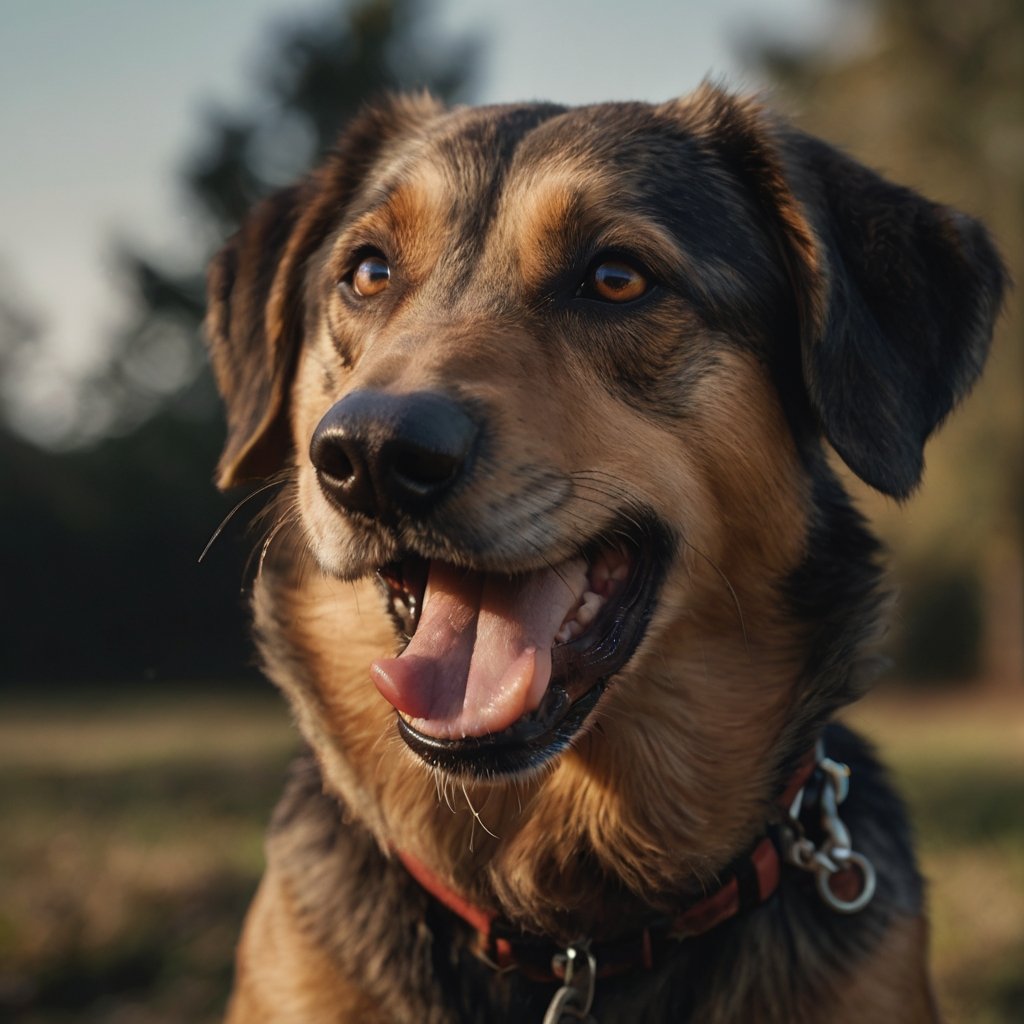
[398,749,817,982]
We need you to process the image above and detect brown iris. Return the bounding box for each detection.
[588,260,648,302]
[352,254,390,297]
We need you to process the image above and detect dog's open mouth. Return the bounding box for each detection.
[371,520,668,776]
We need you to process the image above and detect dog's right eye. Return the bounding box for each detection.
[579,258,650,304]
[347,252,391,298]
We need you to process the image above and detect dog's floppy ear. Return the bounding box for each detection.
[780,132,1006,497]
[702,89,1006,498]
[205,184,309,488]
[204,93,446,489]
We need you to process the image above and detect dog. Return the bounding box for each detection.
[204,84,1005,1023]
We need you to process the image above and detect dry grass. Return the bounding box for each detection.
[0,686,296,1024]
[0,683,1020,1022]
[843,688,1024,1024]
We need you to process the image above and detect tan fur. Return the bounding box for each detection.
[226,866,385,1024]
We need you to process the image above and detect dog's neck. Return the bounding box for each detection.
[395,747,819,966]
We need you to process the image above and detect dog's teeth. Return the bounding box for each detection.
[575,591,603,628]
[558,555,625,643]
[556,620,585,641]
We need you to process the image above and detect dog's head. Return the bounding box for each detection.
[206,86,1002,899]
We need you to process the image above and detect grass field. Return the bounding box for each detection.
[0,683,1020,1022]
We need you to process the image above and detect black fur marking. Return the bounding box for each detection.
[776,454,891,774]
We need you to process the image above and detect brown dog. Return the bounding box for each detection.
[205,85,1004,1022]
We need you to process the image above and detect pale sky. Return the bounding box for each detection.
[0,0,843,442]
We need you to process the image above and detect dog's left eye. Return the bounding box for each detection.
[579,258,650,303]
[349,253,391,298]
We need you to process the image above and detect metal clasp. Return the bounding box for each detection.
[543,941,597,1024]
[783,744,877,915]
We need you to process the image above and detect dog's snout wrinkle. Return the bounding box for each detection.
[310,390,478,522]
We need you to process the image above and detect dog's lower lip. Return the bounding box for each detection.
[395,684,598,777]
[380,518,670,777]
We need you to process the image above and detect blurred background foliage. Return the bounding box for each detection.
[755,0,1024,688]
[0,0,478,686]
[0,0,1020,1022]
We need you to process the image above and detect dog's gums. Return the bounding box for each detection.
[371,524,668,774]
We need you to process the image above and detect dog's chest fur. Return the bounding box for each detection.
[264,729,921,1024]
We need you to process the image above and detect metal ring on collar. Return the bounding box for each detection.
[815,850,877,914]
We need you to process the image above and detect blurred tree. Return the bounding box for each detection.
[755,0,1023,686]
[98,0,479,441]
[0,279,39,382]
[0,0,479,686]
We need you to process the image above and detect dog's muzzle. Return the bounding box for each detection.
[309,388,669,778]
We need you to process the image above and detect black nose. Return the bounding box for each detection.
[309,390,478,521]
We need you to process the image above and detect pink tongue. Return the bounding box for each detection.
[371,559,588,739]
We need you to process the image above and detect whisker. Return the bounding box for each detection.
[256,514,297,582]
[461,781,500,841]
[197,476,286,564]
[442,776,457,814]
[684,538,749,649]
[294,532,318,588]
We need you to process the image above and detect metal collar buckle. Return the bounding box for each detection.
[543,941,597,1023]
[782,740,877,914]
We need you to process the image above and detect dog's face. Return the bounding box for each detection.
[206,87,1002,917]
[289,96,816,769]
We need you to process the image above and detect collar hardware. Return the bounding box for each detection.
[542,942,596,1023]
[781,740,877,914]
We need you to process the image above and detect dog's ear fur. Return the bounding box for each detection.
[782,133,1006,498]
[698,88,1006,498]
[204,184,306,488]
[204,93,446,489]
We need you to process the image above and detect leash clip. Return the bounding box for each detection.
[783,743,877,915]
[543,941,597,1024]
